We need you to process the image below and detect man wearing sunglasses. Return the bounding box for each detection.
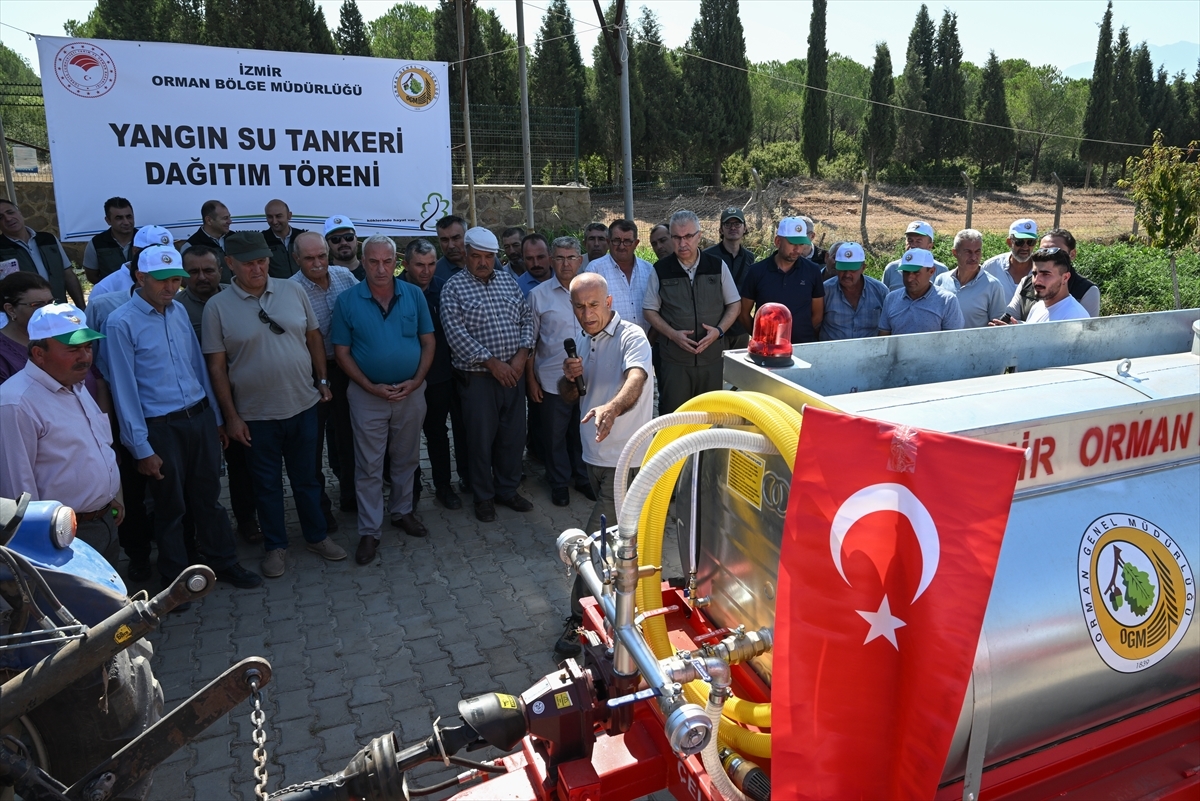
[642,209,741,414]
[983,218,1040,301]
[202,231,345,579]
[324,215,364,281]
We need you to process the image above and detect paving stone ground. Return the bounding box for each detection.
[122,443,683,800]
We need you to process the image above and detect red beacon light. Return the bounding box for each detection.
[748,302,794,367]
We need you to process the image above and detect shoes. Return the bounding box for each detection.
[355,535,378,565]
[554,615,583,658]
[574,481,598,502]
[261,549,286,578]
[127,560,152,582]
[459,480,473,495]
[214,563,264,589]
[391,512,428,538]
[323,509,339,533]
[474,499,496,523]
[306,537,347,561]
[339,497,358,513]
[237,518,262,543]
[551,487,570,507]
[495,493,533,512]
[435,485,462,510]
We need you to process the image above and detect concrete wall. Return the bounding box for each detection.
[7,182,591,265]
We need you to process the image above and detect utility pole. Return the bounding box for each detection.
[0,117,17,207]
[516,0,535,231]
[617,1,633,220]
[456,0,477,226]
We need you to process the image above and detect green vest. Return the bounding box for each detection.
[654,252,727,366]
[0,231,68,302]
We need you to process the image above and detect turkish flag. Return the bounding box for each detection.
[772,407,1025,800]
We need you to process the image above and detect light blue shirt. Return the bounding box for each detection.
[934,268,1008,328]
[878,284,964,335]
[981,253,1030,301]
[105,292,221,459]
[87,288,134,381]
[517,271,546,297]
[820,274,889,341]
[881,256,949,291]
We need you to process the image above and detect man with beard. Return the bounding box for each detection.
[983,218,1039,301]
[991,247,1088,324]
[501,227,526,274]
[324,214,363,280]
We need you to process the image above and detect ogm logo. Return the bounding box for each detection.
[1078,514,1194,673]
[53,42,117,98]
[393,65,438,111]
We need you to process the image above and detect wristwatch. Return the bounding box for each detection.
[716,326,725,339]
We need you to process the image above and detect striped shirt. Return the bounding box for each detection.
[585,254,654,332]
[440,267,535,371]
[289,266,358,358]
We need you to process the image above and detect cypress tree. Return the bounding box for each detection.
[681,0,753,186]
[479,9,518,107]
[530,0,586,109]
[1110,28,1144,177]
[590,1,646,179]
[1168,71,1194,147]
[906,4,936,102]
[893,42,929,168]
[335,0,372,56]
[1079,1,1114,187]
[434,0,501,106]
[306,4,338,54]
[1132,42,1156,140]
[971,50,1014,177]
[927,10,966,169]
[800,0,828,176]
[634,8,681,175]
[860,42,896,179]
[1147,67,1175,145]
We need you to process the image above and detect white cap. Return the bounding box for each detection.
[775,217,812,244]
[28,303,105,345]
[1009,218,1038,239]
[898,248,935,270]
[905,221,935,239]
[323,215,356,237]
[133,225,174,249]
[834,242,866,270]
[138,245,190,278]
[464,226,499,253]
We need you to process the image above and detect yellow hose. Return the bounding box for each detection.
[630,390,810,758]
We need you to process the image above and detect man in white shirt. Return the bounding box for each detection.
[89,225,175,299]
[585,219,653,332]
[1025,248,1089,322]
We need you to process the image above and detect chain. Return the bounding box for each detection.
[249,676,269,801]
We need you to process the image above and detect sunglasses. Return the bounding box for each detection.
[258,308,284,335]
[326,233,356,244]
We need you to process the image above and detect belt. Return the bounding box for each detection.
[77,502,114,522]
[145,398,209,425]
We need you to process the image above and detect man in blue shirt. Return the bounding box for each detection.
[434,215,503,283]
[332,235,435,565]
[105,246,262,594]
[880,221,950,291]
[878,249,964,335]
[738,217,825,343]
[820,242,888,340]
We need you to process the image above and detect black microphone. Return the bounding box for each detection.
[563,338,587,397]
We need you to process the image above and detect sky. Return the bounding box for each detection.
[2,0,1197,78]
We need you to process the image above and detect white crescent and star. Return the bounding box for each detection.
[829,483,941,651]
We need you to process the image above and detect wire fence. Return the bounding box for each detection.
[450,104,579,186]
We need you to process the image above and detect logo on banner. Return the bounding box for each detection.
[1078,514,1194,673]
[394,65,439,111]
[53,42,117,98]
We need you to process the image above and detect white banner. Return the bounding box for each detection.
[36,36,452,241]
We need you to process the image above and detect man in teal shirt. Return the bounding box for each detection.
[332,235,435,565]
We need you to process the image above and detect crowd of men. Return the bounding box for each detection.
[0,193,1100,646]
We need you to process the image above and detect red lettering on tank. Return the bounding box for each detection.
[1080,427,1103,467]
[1171,412,1194,451]
[1103,424,1126,463]
[1149,416,1170,455]
[1126,420,1151,458]
[1031,436,1055,477]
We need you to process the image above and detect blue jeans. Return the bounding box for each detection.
[245,404,327,552]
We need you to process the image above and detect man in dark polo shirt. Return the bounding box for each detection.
[702,206,755,348]
[262,199,306,278]
[738,217,825,343]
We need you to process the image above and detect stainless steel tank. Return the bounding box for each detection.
[682,309,1200,783]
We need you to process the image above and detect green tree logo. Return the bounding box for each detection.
[1105,545,1156,616]
[420,193,449,229]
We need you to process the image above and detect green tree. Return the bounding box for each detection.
[66,0,204,42]
[860,43,896,179]
[1079,0,1114,187]
[906,4,936,102]
[0,44,48,159]
[971,51,1014,177]
[800,0,828,176]
[335,0,372,56]
[681,0,752,186]
[1121,131,1200,308]
[588,1,646,183]
[435,0,508,106]
[1166,71,1194,147]
[1110,28,1145,178]
[530,0,587,181]
[634,8,682,176]
[748,60,804,145]
[927,10,966,170]
[827,55,871,158]
[369,2,436,60]
[478,8,518,107]
[307,4,338,54]
[1006,65,1084,182]
[1132,42,1156,140]
[893,42,929,167]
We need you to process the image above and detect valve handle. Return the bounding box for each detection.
[694,627,733,646]
[606,686,662,709]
